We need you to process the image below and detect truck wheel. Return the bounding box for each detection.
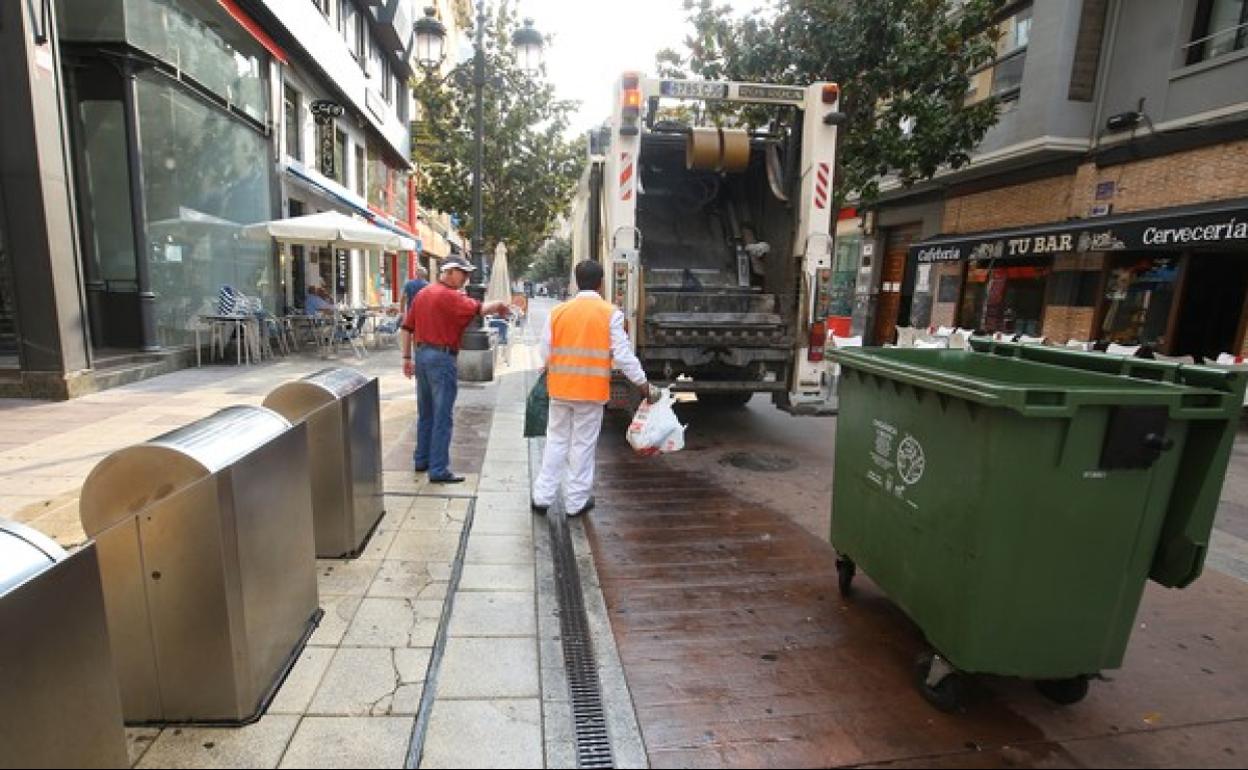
[1035,676,1089,705]
[835,557,855,598]
[914,652,965,713]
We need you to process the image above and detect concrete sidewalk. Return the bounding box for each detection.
[2,327,635,768]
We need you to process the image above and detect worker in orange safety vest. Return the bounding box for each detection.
[531,260,657,516]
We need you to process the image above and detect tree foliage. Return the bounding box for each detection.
[412,2,583,276]
[656,0,1008,204]
[524,236,572,285]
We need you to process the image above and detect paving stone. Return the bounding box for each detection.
[469,504,533,535]
[316,559,381,596]
[420,699,542,769]
[359,529,396,560]
[394,647,433,684]
[308,648,400,716]
[278,716,414,769]
[464,533,534,565]
[389,531,462,562]
[367,560,451,600]
[269,646,335,715]
[458,563,535,593]
[308,595,364,647]
[135,715,299,769]
[448,591,536,637]
[125,727,161,767]
[342,597,442,648]
[438,637,539,698]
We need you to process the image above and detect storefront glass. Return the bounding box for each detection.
[137,74,275,345]
[130,0,266,121]
[830,233,860,317]
[1099,255,1178,347]
[959,260,1051,334]
[59,0,267,122]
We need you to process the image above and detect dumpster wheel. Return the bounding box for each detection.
[835,557,855,598]
[1035,676,1090,705]
[914,652,966,713]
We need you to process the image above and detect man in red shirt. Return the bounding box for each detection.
[400,254,509,483]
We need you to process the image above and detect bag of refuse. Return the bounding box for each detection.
[626,388,685,455]
[524,371,549,437]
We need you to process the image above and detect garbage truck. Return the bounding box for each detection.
[570,73,845,413]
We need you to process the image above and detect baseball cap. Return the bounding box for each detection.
[439,254,476,273]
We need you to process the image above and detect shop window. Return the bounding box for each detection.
[1099,256,1178,347]
[967,2,1032,105]
[958,259,1050,334]
[284,84,302,162]
[135,74,275,346]
[1185,0,1248,65]
[116,0,269,123]
[1046,270,1099,307]
[830,234,861,317]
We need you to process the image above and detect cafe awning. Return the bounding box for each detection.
[909,197,1248,263]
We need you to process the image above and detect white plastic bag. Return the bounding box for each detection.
[626,388,685,455]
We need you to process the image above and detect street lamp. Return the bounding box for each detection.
[414,5,542,347]
[412,5,543,273]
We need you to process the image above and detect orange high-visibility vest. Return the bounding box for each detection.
[547,296,615,402]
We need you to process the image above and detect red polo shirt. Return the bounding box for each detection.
[401,281,481,351]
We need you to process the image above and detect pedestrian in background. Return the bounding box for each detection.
[532,260,657,516]
[401,266,429,313]
[400,255,509,484]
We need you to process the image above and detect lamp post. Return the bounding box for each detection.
[414,4,543,278]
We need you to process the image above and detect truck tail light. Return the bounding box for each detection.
[808,320,826,362]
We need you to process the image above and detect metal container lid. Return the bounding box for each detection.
[0,519,68,594]
[263,367,373,422]
[79,406,292,536]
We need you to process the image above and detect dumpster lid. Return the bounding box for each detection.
[79,406,292,536]
[0,519,68,594]
[262,367,373,420]
[828,341,1246,418]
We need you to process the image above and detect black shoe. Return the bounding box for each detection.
[531,500,549,515]
[429,474,465,484]
[568,496,595,517]
[413,464,428,473]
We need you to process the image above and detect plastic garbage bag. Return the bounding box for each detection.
[626,388,685,455]
[524,371,549,437]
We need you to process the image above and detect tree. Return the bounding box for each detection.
[657,0,1008,204]
[524,236,572,286]
[412,2,584,277]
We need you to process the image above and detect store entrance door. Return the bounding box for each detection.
[1174,253,1248,360]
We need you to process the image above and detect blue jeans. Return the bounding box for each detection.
[413,346,458,478]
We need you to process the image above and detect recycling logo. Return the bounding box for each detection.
[896,435,926,486]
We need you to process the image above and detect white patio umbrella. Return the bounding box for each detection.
[242,211,415,251]
[485,242,512,306]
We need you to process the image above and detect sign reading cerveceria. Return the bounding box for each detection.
[910,202,1248,263]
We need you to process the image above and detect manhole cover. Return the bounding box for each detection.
[720,451,798,472]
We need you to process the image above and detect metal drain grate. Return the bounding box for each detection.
[549,506,615,769]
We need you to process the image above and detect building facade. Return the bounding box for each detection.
[0,0,433,398]
[860,0,1248,361]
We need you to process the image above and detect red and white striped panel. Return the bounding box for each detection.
[814,162,830,209]
[620,152,634,201]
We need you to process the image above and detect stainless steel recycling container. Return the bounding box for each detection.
[263,367,384,558]
[79,405,319,724]
[0,520,128,768]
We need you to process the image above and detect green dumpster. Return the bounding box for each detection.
[827,339,1246,711]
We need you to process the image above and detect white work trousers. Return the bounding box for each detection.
[532,398,605,513]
